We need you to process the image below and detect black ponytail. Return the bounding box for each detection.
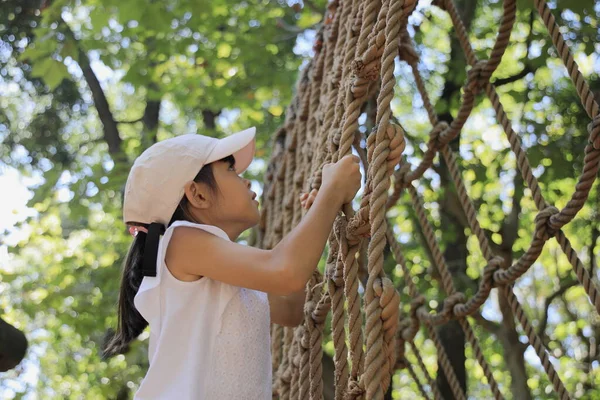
[103,231,148,358]
[103,155,235,358]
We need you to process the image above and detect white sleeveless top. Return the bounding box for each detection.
[133,221,272,399]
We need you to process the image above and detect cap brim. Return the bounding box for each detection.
[205,127,256,174]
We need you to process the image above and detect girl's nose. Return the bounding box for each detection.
[244,179,251,188]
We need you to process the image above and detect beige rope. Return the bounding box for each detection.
[257,0,600,398]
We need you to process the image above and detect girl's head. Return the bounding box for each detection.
[174,154,260,234]
[103,128,257,357]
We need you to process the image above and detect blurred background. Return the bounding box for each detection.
[0,0,599,398]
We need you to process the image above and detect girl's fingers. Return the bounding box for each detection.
[300,189,319,210]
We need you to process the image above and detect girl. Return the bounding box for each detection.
[103,127,364,399]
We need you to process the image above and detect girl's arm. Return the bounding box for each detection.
[268,290,305,326]
[166,155,360,296]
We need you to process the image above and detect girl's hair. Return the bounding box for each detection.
[103,155,235,358]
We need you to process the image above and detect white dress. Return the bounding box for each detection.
[133,220,272,399]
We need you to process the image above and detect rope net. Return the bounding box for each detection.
[256,0,600,399]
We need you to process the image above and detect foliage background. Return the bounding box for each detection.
[0,0,598,398]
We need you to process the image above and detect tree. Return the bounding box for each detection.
[0,0,324,397]
[0,0,598,398]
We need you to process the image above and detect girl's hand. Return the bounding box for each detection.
[321,155,362,206]
[299,188,319,210]
[299,155,362,210]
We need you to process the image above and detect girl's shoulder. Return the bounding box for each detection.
[167,221,230,241]
[164,221,230,283]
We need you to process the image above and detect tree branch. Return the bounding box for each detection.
[501,171,524,250]
[115,117,143,124]
[537,277,578,338]
[472,311,501,334]
[492,66,532,87]
[276,18,322,34]
[201,109,220,130]
[59,17,123,157]
[141,97,161,147]
[560,297,593,367]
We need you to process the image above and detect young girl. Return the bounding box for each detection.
[103,127,363,399]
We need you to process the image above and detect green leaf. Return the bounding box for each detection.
[44,60,71,90]
[30,58,71,90]
[90,8,110,30]
[118,1,141,22]
[142,4,171,32]
[19,43,54,63]
[60,39,78,60]
[30,57,56,78]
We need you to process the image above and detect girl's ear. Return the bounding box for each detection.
[184,181,211,209]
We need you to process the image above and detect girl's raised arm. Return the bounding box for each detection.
[167,155,361,295]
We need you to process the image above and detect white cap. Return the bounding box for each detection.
[123,127,256,226]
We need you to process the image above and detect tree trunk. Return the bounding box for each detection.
[202,109,221,131]
[498,287,532,400]
[436,176,469,398]
[432,0,478,396]
[141,96,161,149]
[495,175,533,400]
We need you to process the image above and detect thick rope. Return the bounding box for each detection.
[258,0,600,398]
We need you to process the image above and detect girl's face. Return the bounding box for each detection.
[194,159,260,236]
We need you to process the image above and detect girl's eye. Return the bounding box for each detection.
[228,165,236,171]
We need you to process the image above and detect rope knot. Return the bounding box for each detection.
[294,326,305,350]
[588,115,600,150]
[401,296,424,340]
[351,57,380,82]
[328,68,342,90]
[312,294,331,324]
[345,379,365,399]
[375,277,401,344]
[332,128,342,146]
[386,123,406,173]
[373,278,401,326]
[442,292,467,320]
[485,256,505,282]
[430,121,451,149]
[327,258,345,287]
[466,60,489,94]
[295,325,309,349]
[534,205,560,240]
[352,32,383,82]
[304,300,316,319]
[347,207,371,245]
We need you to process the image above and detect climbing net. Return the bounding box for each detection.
[257,0,600,398]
